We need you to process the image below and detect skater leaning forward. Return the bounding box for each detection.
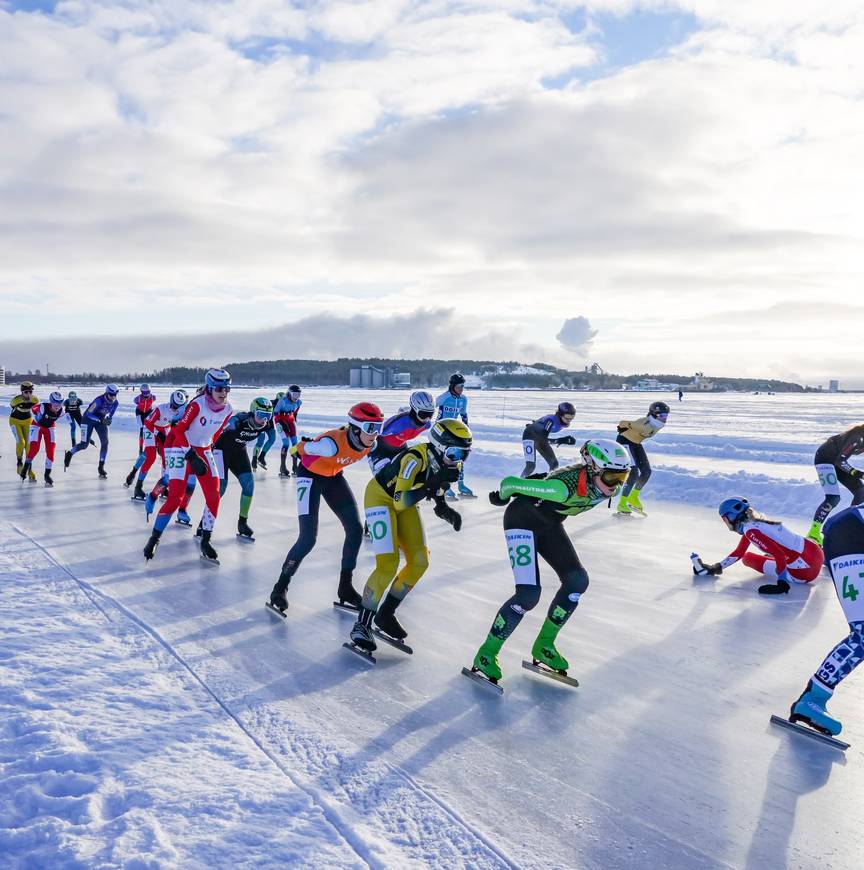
[348,419,470,654]
[806,423,864,545]
[268,402,384,614]
[786,504,864,738]
[615,400,669,516]
[142,369,233,564]
[20,391,66,486]
[469,439,631,685]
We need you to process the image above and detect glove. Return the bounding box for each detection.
[759,579,790,595]
[693,560,723,576]
[556,435,577,446]
[851,468,863,479]
[301,436,314,443]
[489,490,510,506]
[156,430,167,445]
[433,498,462,531]
[185,448,208,476]
[105,418,112,427]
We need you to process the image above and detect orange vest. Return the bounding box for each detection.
[297,427,371,477]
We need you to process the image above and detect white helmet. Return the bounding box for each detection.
[170,389,188,409]
[409,390,435,419]
[580,438,631,472]
[580,438,631,492]
[49,391,63,405]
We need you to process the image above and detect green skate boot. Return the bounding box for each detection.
[806,521,823,547]
[616,494,632,515]
[627,489,645,515]
[531,617,570,674]
[472,635,504,683]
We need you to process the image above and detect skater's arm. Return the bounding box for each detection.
[299,436,338,457]
[744,527,791,575]
[720,534,750,569]
[392,451,428,510]
[498,475,569,504]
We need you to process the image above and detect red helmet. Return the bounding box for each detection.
[348,402,384,434]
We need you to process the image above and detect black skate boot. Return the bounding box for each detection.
[64,450,73,470]
[337,569,362,608]
[19,460,31,481]
[125,468,136,487]
[200,529,219,563]
[268,564,294,614]
[251,452,258,470]
[97,462,108,479]
[237,516,254,540]
[373,592,407,640]
[257,453,268,470]
[143,529,162,561]
[291,453,299,475]
[279,448,290,477]
[350,607,377,652]
[44,469,54,487]
[16,458,23,474]
[132,480,146,501]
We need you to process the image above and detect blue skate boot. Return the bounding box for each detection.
[176,508,192,526]
[790,680,842,736]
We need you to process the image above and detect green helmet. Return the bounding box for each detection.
[275,391,286,401]
[250,396,273,414]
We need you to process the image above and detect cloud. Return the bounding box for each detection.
[0,307,556,375]
[556,316,598,356]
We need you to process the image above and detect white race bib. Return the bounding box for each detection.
[295,476,314,516]
[506,528,537,586]
[522,439,535,461]
[212,448,225,479]
[365,505,395,555]
[142,427,156,446]
[165,447,188,480]
[816,463,841,496]
[829,554,864,623]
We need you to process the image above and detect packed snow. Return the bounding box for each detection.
[2,387,863,868]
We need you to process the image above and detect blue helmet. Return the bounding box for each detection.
[719,497,749,527]
[204,368,231,393]
[105,383,119,397]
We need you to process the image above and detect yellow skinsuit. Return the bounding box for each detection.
[361,444,441,610]
[10,393,39,466]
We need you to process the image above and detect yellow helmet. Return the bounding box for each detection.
[429,419,472,458]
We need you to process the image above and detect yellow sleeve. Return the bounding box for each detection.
[392,450,428,511]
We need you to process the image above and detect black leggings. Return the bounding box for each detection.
[617,435,651,495]
[490,497,589,641]
[521,429,558,478]
[281,472,362,578]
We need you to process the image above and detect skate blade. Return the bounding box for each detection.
[175,519,192,527]
[265,602,288,619]
[200,555,220,566]
[333,601,361,614]
[371,629,413,655]
[44,483,54,488]
[131,495,146,502]
[770,714,849,750]
[236,534,255,543]
[522,660,579,687]
[343,642,376,664]
[461,666,503,694]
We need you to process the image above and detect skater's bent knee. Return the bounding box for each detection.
[512,586,542,611]
[562,568,589,595]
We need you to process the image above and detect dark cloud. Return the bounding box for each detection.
[556,316,598,356]
[0,308,557,375]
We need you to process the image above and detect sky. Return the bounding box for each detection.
[1,1,863,386]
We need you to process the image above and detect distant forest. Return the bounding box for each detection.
[6,357,810,392]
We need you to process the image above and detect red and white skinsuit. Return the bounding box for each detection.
[157,395,232,531]
[27,402,64,467]
[140,401,186,478]
[721,520,824,583]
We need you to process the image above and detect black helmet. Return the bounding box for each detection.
[557,401,575,417]
[288,384,301,394]
[449,372,466,387]
[649,401,670,417]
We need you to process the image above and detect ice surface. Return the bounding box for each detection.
[2,389,863,868]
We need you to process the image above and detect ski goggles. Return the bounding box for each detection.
[415,409,434,421]
[353,419,383,435]
[598,468,629,487]
[443,446,469,462]
[253,409,272,424]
